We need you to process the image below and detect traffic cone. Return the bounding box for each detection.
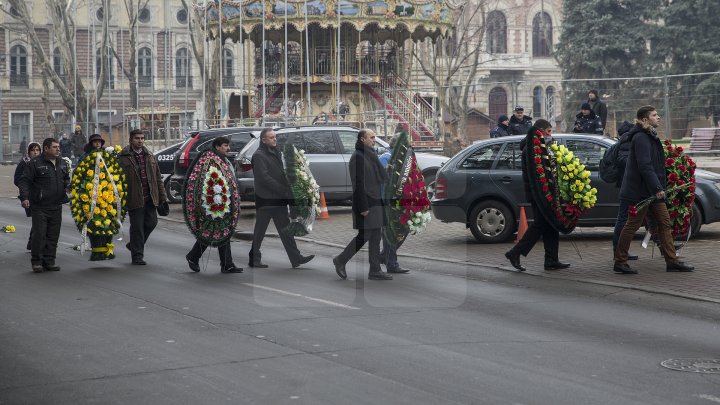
[317,192,331,220]
[515,206,528,243]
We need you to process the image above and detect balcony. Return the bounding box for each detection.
[10,74,28,88]
[176,75,193,89]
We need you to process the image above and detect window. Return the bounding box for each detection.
[488,87,507,119]
[10,45,28,87]
[229,133,252,153]
[461,144,501,169]
[96,7,104,21]
[53,48,65,78]
[486,11,507,54]
[545,86,555,120]
[9,6,20,17]
[138,7,151,23]
[533,86,543,118]
[222,49,234,88]
[563,140,606,171]
[337,131,357,153]
[176,48,191,88]
[52,111,73,135]
[300,132,336,154]
[10,112,31,143]
[495,142,521,170]
[274,133,303,150]
[532,12,553,57]
[97,111,116,130]
[177,8,188,24]
[96,47,114,89]
[138,47,152,87]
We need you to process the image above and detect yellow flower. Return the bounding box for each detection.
[113,175,119,182]
[80,194,89,202]
[99,172,106,179]
[83,204,90,212]
[100,202,107,208]
[100,209,107,217]
[581,171,590,179]
[108,166,114,173]
[103,219,111,226]
[87,169,94,177]
[99,162,105,169]
[94,220,101,226]
[563,175,569,181]
[101,180,108,187]
[94,207,101,214]
[86,183,93,190]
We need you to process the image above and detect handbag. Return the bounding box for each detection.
[157,201,170,216]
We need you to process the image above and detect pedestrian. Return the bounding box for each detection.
[59,132,73,158]
[81,134,105,161]
[587,90,608,133]
[18,138,70,273]
[508,106,533,135]
[118,129,168,265]
[333,129,393,280]
[186,137,242,273]
[572,103,604,135]
[490,114,511,138]
[19,136,28,158]
[504,119,570,272]
[378,136,409,274]
[71,125,85,162]
[610,120,638,260]
[613,106,694,274]
[248,128,315,268]
[14,141,41,250]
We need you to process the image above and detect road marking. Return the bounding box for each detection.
[243,283,359,310]
[699,394,720,403]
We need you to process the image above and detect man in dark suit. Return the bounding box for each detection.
[333,129,392,280]
[248,128,314,268]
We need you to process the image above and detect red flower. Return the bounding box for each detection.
[206,196,213,203]
[546,195,553,202]
[211,172,219,179]
[399,215,408,225]
[666,158,675,165]
[534,147,542,154]
[534,157,542,164]
[208,179,214,187]
[628,205,638,217]
[222,195,228,202]
[668,173,678,183]
[672,198,680,206]
[666,146,673,151]
[217,179,224,186]
[664,139,672,145]
[533,138,541,145]
[540,177,547,183]
[679,165,687,172]
[542,184,549,192]
[537,167,544,174]
[677,146,683,152]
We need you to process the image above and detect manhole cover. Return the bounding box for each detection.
[660,359,720,373]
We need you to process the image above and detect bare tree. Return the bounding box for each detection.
[111,0,150,111]
[2,0,111,135]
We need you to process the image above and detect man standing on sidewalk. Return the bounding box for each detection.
[248,128,314,269]
[613,106,694,274]
[19,138,70,273]
[118,129,167,265]
[333,129,393,280]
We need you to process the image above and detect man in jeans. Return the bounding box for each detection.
[19,138,70,273]
[118,129,167,265]
[613,106,694,274]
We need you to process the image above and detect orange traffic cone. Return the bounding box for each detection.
[317,192,331,220]
[515,206,528,243]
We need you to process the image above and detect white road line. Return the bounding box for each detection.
[243,283,360,310]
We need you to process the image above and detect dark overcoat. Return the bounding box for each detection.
[349,141,387,229]
[619,124,666,204]
[252,142,292,208]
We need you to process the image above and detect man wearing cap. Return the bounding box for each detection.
[573,103,604,135]
[508,106,533,135]
[490,115,511,138]
[587,90,608,133]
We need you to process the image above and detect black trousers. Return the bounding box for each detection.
[127,201,158,260]
[511,201,559,263]
[30,206,62,266]
[249,205,301,264]
[337,227,382,274]
[187,240,234,270]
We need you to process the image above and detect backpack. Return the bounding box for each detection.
[599,121,634,184]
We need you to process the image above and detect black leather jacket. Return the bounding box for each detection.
[18,154,70,208]
[252,142,292,207]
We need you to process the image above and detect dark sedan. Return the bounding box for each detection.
[431,134,720,243]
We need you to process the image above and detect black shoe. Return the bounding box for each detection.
[248,261,269,268]
[221,266,244,274]
[333,256,347,280]
[628,254,639,261]
[186,255,200,272]
[368,272,393,280]
[666,261,694,272]
[504,250,526,272]
[43,264,61,272]
[544,261,570,270]
[387,266,410,274]
[31,264,44,273]
[291,255,315,268]
[132,259,147,265]
[613,263,637,274]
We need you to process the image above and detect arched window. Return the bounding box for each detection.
[488,87,507,118]
[96,47,114,89]
[486,11,507,54]
[545,86,556,120]
[222,48,234,88]
[10,45,28,87]
[53,47,65,78]
[176,48,191,88]
[532,12,552,57]
[533,86,543,118]
[138,47,152,87]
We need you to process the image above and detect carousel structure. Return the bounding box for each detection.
[196,0,460,140]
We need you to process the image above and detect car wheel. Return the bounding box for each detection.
[690,201,702,238]
[423,171,436,200]
[469,200,515,243]
[166,179,182,204]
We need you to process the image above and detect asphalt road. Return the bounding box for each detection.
[1,199,720,404]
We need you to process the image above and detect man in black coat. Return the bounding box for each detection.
[613,106,693,274]
[333,129,393,280]
[573,103,604,135]
[490,114,511,138]
[508,106,533,135]
[587,90,608,133]
[504,119,570,272]
[248,128,314,268]
[19,138,70,273]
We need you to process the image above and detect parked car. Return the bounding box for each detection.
[431,134,720,243]
[234,126,448,201]
[153,142,184,203]
[167,127,260,202]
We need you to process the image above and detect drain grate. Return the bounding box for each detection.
[660,359,720,373]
